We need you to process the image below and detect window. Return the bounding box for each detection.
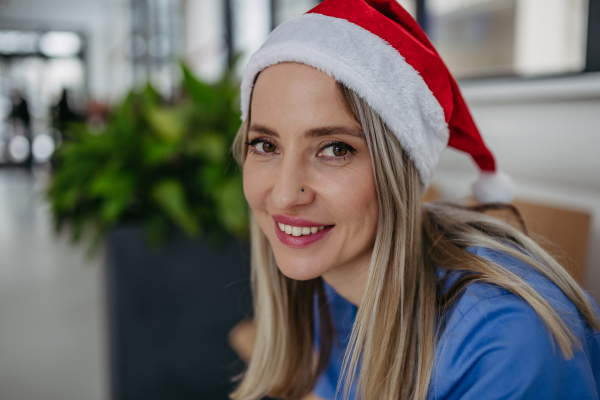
[424,0,596,79]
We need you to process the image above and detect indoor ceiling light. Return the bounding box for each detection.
[39,31,81,58]
[32,134,55,162]
[8,136,30,162]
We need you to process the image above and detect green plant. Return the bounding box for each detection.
[48,65,248,252]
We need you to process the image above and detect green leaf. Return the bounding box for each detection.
[181,65,215,106]
[185,132,228,163]
[152,180,199,235]
[143,138,180,166]
[146,107,185,142]
[100,197,129,224]
[215,175,248,237]
[89,166,133,198]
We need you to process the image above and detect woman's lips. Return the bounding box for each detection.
[272,214,329,227]
[272,218,334,248]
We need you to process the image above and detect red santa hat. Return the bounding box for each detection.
[240,0,515,204]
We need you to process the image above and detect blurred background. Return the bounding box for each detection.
[0,0,598,399]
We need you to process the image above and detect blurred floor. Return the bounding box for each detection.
[0,169,108,400]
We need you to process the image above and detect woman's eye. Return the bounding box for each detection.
[255,141,276,153]
[322,143,349,157]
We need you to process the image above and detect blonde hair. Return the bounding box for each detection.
[230,80,600,400]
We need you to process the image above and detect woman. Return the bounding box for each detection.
[230,0,600,399]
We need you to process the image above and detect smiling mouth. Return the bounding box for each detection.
[277,223,326,237]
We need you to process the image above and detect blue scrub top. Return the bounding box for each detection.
[313,246,600,399]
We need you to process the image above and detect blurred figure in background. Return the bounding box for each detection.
[51,88,84,140]
[8,89,32,171]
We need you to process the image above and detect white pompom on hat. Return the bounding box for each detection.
[240,0,515,204]
[472,171,516,205]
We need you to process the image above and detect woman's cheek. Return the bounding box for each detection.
[330,161,378,241]
[243,162,260,212]
[318,160,376,216]
[243,160,271,214]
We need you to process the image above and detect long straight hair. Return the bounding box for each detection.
[230,80,600,400]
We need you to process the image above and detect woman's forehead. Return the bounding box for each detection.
[256,62,332,87]
[250,63,357,131]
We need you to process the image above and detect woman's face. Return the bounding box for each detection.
[243,62,378,282]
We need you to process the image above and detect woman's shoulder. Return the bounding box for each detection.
[431,246,600,400]
[439,246,599,332]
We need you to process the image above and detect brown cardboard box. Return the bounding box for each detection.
[468,198,591,284]
[513,199,591,283]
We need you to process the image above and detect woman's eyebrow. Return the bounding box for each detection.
[249,124,279,137]
[248,124,363,139]
[306,126,363,139]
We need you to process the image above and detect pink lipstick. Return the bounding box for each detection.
[272,215,334,248]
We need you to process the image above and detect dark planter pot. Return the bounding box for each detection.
[105,225,252,400]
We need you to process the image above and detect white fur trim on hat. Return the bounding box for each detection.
[472,170,515,204]
[240,13,449,189]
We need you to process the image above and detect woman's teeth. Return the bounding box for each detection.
[278,223,325,236]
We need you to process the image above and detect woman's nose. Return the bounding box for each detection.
[270,155,314,211]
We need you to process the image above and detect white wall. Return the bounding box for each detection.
[435,72,600,304]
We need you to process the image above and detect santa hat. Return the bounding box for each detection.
[240,0,515,204]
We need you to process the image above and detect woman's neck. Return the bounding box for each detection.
[321,247,372,306]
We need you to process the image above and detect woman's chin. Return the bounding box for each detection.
[274,258,327,281]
